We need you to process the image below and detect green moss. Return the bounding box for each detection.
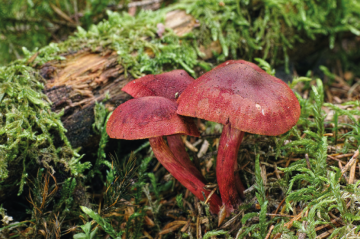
[0,51,90,195]
[59,9,198,77]
[0,0,132,65]
[175,0,360,67]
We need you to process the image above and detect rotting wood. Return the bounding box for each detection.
[43,50,131,152]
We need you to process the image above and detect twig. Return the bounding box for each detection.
[305,153,311,170]
[284,209,306,229]
[274,163,281,179]
[336,153,356,159]
[272,198,286,218]
[243,184,255,194]
[204,188,216,205]
[327,155,347,164]
[153,161,161,172]
[183,199,194,213]
[338,162,349,183]
[316,228,334,239]
[266,213,294,218]
[264,225,274,239]
[183,136,198,152]
[338,149,359,183]
[220,210,244,229]
[196,216,201,239]
[341,149,359,175]
[349,159,358,184]
[197,140,210,158]
[315,218,342,232]
[298,210,309,239]
[180,219,191,232]
[128,0,162,8]
[159,223,184,235]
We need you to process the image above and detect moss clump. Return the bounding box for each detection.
[0,0,133,65]
[60,10,198,77]
[0,46,90,196]
[174,0,360,68]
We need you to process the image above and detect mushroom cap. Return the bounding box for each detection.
[214,59,263,73]
[122,70,194,102]
[177,61,300,136]
[107,96,200,140]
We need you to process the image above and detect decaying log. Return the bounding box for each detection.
[43,51,130,150]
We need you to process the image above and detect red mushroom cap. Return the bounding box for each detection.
[122,70,194,102]
[107,96,200,140]
[214,59,263,73]
[177,61,300,136]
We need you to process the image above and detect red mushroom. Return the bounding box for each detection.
[107,96,222,213]
[122,70,205,182]
[177,60,301,212]
[122,69,194,102]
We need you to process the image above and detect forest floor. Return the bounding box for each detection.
[1,1,360,239]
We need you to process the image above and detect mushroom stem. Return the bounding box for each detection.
[216,122,245,212]
[149,136,222,214]
[167,135,206,182]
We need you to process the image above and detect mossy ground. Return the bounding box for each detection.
[1,0,360,238]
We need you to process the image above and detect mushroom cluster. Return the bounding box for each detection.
[107,60,300,215]
[107,70,222,214]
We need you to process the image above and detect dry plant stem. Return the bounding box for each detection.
[149,137,222,214]
[217,122,245,212]
[166,135,206,182]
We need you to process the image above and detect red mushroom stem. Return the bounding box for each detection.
[149,136,222,214]
[216,122,245,212]
[167,135,206,182]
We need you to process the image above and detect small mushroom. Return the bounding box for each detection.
[107,96,222,214]
[177,60,301,212]
[122,70,205,182]
[122,69,194,102]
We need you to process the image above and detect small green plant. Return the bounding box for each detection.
[237,154,273,238]
[80,206,122,239]
[74,222,99,239]
[202,229,230,238]
[255,58,275,76]
[87,100,112,181]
